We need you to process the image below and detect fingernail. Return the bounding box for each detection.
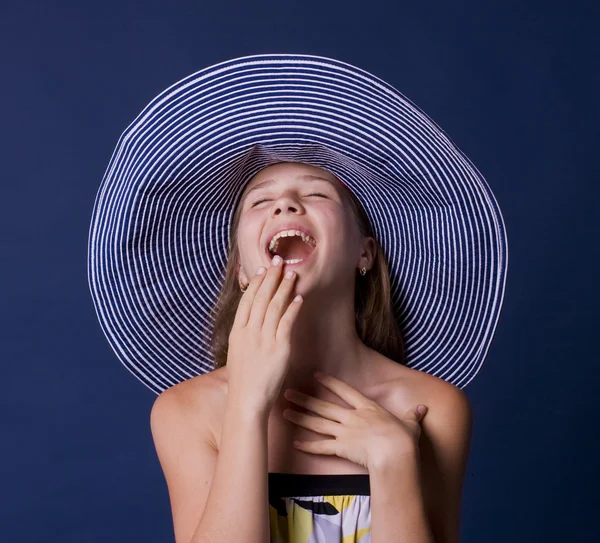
[272,255,282,265]
[256,266,266,275]
[284,270,294,279]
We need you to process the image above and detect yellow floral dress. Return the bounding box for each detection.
[268,472,371,543]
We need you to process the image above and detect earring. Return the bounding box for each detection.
[240,282,248,292]
[359,267,367,276]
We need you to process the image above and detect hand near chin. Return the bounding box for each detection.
[227,255,304,412]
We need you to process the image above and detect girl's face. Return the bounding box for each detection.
[236,162,366,296]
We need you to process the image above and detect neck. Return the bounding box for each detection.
[280,286,371,393]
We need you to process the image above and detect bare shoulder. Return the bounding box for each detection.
[376,358,473,543]
[373,353,472,422]
[148,368,231,543]
[150,366,229,448]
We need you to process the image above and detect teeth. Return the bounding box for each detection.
[283,258,303,264]
[268,229,317,253]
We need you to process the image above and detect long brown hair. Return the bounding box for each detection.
[209,170,406,369]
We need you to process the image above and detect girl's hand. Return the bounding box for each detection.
[282,372,428,470]
[226,255,303,413]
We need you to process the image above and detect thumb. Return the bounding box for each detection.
[407,404,428,422]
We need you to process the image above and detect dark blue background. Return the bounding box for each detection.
[2,0,598,541]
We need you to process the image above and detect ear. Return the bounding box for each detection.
[359,236,377,271]
[237,256,250,292]
[237,261,249,288]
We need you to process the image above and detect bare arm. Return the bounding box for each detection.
[151,258,301,543]
[150,385,271,543]
[192,393,270,543]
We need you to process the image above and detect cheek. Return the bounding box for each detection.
[236,216,253,239]
[330,215,361,260]
[324,210,354,243]
[235,220,260,257]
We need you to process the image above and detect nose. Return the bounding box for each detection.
[270,191,304,216]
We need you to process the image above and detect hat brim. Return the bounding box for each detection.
[87,54,508,394]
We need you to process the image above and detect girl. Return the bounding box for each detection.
[88,54,507,543]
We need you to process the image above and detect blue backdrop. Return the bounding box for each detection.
[2,0,598,541]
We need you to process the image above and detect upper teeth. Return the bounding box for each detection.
[268,230,317,253]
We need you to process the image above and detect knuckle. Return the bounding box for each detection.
[270,296,286,311]
[253,293,268,304]
[277,313,290,328]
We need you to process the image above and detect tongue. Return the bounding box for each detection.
[274,236,315,260]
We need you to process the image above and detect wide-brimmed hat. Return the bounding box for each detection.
[87,53,508,394]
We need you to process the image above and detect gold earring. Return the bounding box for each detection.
[359,267,367,276]
[240,282,248,292]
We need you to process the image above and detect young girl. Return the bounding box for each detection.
[88,54,507,543]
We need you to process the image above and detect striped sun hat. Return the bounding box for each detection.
[87,53,508,395]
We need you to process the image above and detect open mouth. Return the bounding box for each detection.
[265,231,317,265]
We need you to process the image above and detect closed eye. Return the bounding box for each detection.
[250,192,328,207]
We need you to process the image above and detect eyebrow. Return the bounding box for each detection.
[243,174,336,198]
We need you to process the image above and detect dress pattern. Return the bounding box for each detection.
[268,472,371,543]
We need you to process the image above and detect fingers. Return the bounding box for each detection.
[308,372,369,409]
[263,267,299,338]
[275,288,303,343]
[232,255,302,333]
[231,264,267,329]
[247,255,287,328]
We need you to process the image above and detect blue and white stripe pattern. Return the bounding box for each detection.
[87,54,508,394]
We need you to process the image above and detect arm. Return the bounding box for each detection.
[370,451,435,543]
[194,393,271,543]
[150,383,271,543]
[370,384,473,543]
